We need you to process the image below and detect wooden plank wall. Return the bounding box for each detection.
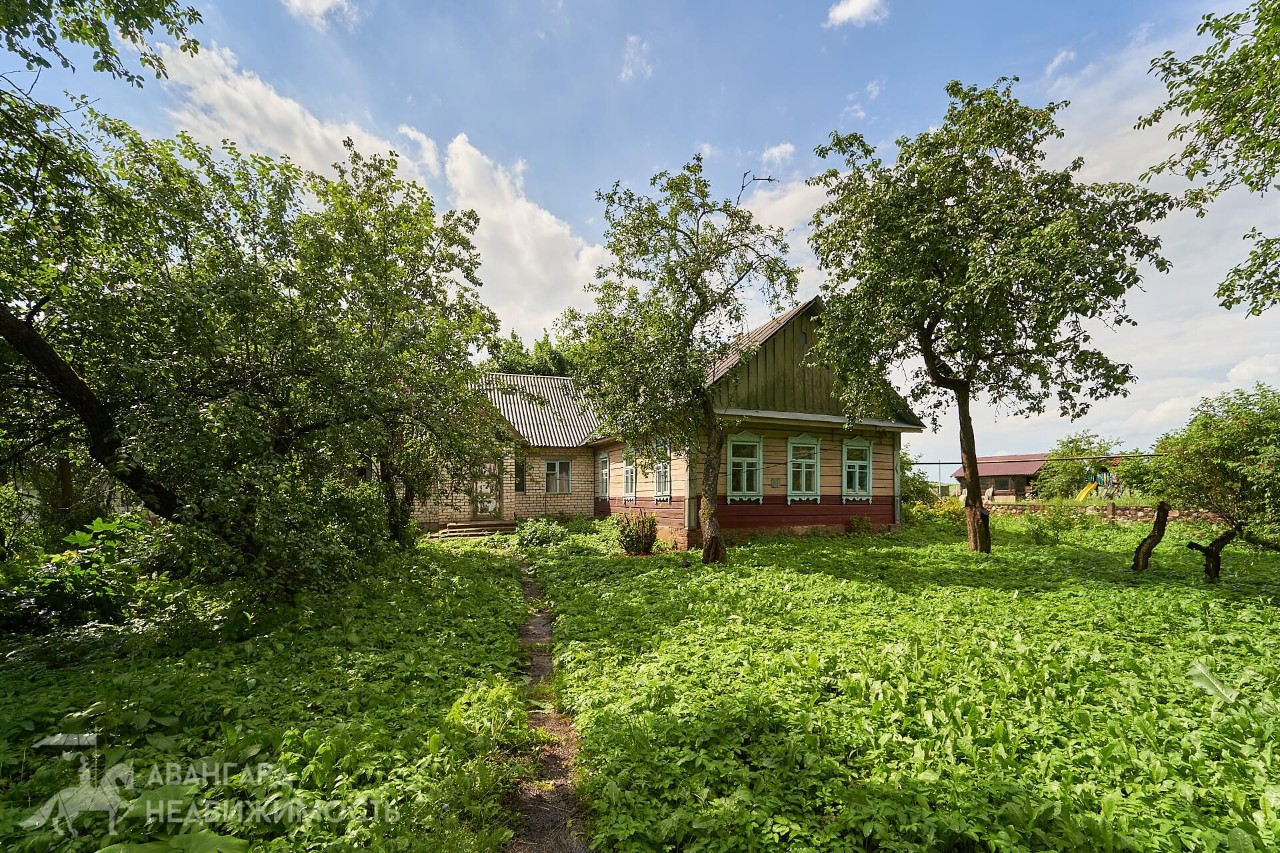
[715,304,843,416]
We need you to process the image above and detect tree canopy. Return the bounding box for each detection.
[562,155,799,563]
[1,106,505,588]
[809,79,1175,552]
[1143,0,1280,315]
[1035,431,1119,500]
[482,330,577,377]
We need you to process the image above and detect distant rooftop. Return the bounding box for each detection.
[951,453,1048,481]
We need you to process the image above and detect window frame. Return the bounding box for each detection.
[653,441,672,502]
[545,459,571,494]
[597,452,610,498]
[514,457,527,494]
[842,437,873,502]
[623,450,637,501]
[727,432,764,503]
[787,433,821,504]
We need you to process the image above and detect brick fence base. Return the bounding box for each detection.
[990,503,1222,525]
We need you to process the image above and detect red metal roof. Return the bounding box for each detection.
[951,453,1047,480]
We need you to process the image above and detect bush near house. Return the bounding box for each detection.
[532,517,1280,851]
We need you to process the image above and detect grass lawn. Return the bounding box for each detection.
[0,545,533,852]
[532,517,1280,852]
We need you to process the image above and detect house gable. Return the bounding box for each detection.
[710,298,843,416]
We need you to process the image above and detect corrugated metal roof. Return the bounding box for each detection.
[482,373,599,448]
[951,454,1048,480]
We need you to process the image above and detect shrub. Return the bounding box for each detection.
[515,517,568,549]
[0,517,141,633]
[905,498,967,526]
[847,514,875,536]
[618,512,658,556]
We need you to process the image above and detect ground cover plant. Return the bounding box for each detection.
[533,517,1280,851]
[0,543,533,851]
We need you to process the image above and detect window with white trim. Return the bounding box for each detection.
[787,434,821,503]
[545,460,571,494]
[653,442,671,501]
[597,453,610,498]
[623,450,637,500]
[727,432,763,502]
[843,438,873,501]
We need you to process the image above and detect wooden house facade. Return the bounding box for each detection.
[416,298,924,544]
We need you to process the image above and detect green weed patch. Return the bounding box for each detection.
[535,519,1280,851]
[0,545,531,851]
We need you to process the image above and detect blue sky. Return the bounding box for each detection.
[15,0,1280,468]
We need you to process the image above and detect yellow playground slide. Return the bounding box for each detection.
[1075,481,1097,501]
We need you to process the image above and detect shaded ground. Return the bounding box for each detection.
[506,572,587,853]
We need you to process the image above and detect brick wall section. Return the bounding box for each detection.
[412,447,596,529]
[990,503,1223,524]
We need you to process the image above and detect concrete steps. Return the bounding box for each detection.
[434,521,518,539]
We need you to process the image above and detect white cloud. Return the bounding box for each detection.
[159,43,440,182]
[280,0,355,29]
[1044,48,1076,77]
[445,135,607,339]
[158,42,602,342]
[761,141,796,169]
[824,0,888,28]
[698,142,721,159]
[865,79,883,100]
[619,35,653,82]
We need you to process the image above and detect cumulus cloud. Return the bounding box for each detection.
[444,135,607,339]
[159,43,440,182]
[865,79,883,100]
[761,141,796,169]
[824,0,888,29]
[619,35,653,81]
[280,0,356,29]
[158,42,602,342]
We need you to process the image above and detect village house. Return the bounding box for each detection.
[951,453,1048,502]
[415,298,925,546]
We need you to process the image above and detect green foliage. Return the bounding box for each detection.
[904,497,966,526]
[532,520,1280,851]
[0,544,533,851]
[1143,384,1280,545]
[616,512,658,556]
[1022,504,1098,544]
[482,330,576,376]
[514,517,569,549]
[810,78,1174,427]
[1143,0,1280,314]
[0,517,142,632]
[898,451,937,505]
[810,78,1174,552]
[1,0,202,85]
[0,103,505,583]
[560,156,800,562]
[1036,430,1118,500]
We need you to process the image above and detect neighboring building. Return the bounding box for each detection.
[416,298,925,546]
[951,453,1048,502]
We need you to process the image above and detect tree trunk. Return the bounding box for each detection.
[0,303,183,520]
[1131,501,1170,572]
[699,398,727,564]
[954,390,991,553]
[378,458,411,547]
[1188,527,1237,582]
